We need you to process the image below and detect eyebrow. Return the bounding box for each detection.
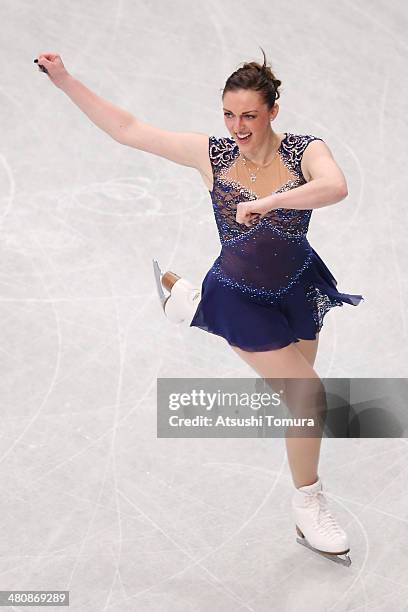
[223,108,258,114]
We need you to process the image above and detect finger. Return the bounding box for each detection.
[38,53,58,61]
[35,62,49,74]
[35,57,51,73]
[38,56,52,66]
[236,203,248,219]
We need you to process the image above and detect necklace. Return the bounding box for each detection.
[240,135,282,183]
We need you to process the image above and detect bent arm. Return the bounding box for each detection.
[267,177,346,211]
[265,140,348,211]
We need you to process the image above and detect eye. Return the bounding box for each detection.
[223,112,256,119]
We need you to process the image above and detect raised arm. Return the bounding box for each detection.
[35,53,210,173]
[118,119,209,170]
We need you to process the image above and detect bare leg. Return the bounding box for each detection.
[285,335,321,488]
[231,334,323,488]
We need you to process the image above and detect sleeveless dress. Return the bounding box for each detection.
[190,132,364,352]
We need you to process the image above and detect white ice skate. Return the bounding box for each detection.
[292,477,351,567]
[152,259,201,324]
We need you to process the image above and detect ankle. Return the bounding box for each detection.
[294,475,320,489]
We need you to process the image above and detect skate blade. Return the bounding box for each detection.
[296,537,352,567]
[152,259,167,307]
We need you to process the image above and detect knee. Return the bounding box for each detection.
[284,377,328,421]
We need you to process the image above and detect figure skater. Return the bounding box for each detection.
[35,48,364,567]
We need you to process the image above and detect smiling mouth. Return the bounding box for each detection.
[236,133,252,141]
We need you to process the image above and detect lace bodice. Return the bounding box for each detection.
[209,132,323,243]
[207,133,325,304]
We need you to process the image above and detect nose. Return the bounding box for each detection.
[233,119,247,133]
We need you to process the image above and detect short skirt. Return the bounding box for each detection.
[189,247,364,352]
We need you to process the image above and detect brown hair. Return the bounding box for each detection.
[222,47,282,110]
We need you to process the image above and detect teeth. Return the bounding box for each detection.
[237,133,251,139]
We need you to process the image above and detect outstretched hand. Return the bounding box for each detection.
[236,197,277,227]
[34,53,70,88]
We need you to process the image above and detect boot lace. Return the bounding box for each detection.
[305,491,344,537]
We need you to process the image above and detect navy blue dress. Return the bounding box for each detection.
[190,132,364,351]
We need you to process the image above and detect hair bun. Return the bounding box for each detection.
[223,47,282,108]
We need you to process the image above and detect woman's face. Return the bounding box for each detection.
[222,89,276,150]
